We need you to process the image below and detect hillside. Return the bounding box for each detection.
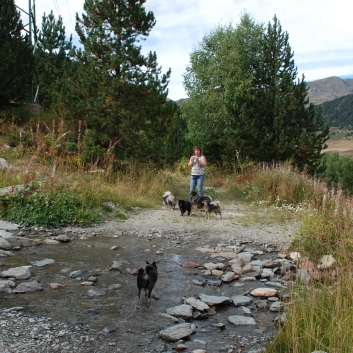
[317,93,353,128]
[307,76,353,105]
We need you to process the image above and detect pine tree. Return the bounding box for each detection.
[37,11,73,109]
[63,0,171,161]
[240,15,329,169]
[0,0,34,108]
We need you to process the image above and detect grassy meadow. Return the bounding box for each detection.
[1,127,353,352]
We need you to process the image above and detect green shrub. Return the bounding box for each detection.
[317,152,353,194]
[0,190,101,228]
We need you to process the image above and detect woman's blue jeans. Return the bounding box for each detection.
[190,174,205,198]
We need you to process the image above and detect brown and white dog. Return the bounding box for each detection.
[204,199,222,220]
[163,191,177,210]
[137,261,158,299]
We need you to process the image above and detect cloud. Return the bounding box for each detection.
[15,0,353,100]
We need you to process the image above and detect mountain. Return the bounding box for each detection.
[307,76,353,105]
[316,93,353,128]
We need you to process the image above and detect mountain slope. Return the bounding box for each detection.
[317,93,353,128]
[307,76,353,105]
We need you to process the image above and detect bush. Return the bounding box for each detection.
[0,190,101,228]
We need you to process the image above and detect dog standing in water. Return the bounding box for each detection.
[163,191,177,210]
[204,199,222,220]
[137,261,158,299]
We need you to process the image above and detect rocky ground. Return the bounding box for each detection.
[0,202,301,353]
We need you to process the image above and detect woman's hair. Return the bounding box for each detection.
[193,146,203,155]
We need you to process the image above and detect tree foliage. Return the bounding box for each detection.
[182,13,329,169]
[36,11,73,109]
[55,0,173,162]
[0,0,34,108]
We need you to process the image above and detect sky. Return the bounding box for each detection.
[15,0,353,101]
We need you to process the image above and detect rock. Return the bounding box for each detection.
[236,252,254,263]
[192,279,206,286]
[13,281,43,294]
[43,239,60,245]
[110,245,119,250]
[30,259,55,267]
[221,272,238,282]
[109,261,123,272]
[0,238,12,250]
[69,270,83,278]
[195,247,217,253]
[231,295,252,306]
[0,250,14,257]
[250,288,278,297]
[230,263,243,275]
[239,276,256,282]
[191,350,207,353]
[228,315,256,326]
[289,251,301,262]
[182,262,200,268]
[0,221,19,231]
[1,236,21,250]
[175,344,187,351]
[198,294,232,305]
[242,263,256,273]
[241,306,251,314]
[0,283,12,293]
[159,323,196,341]
[102,326,116,334]
[159,313,180,323]
[210,269,223,277]
[184,297,210,311]
[12,237,41,247]
[296,268,311,284]
[274,312,287,327]
[317,255,336,269]
[269,301,285,312]
[298,257,320,280]
[126,268,138,275]
[0,266,31,280]
[166,304,193,319]
[203,262,225,270]
[54,234,71,242]
[81,281,94,286]
[0,158,9,170]
[87,289,106,296]
[108,284,121,290]
[49,283,66,289]
[228,257,245,266]
[206,279,222,287]
[265,281,287,289]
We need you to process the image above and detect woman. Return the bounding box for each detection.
[188,145,207,198]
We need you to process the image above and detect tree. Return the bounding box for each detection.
[182,13,329,169]
[37,11,73,109]
[229,15,329,169]
[182,13,264,162]
[60,0,172,162]
[0,0,34,108]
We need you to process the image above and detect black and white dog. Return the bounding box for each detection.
[137,261,158,299]
[163,191,177,210]
[190,191,212,210]
[178,199,191,216]
[204,199,222,220]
